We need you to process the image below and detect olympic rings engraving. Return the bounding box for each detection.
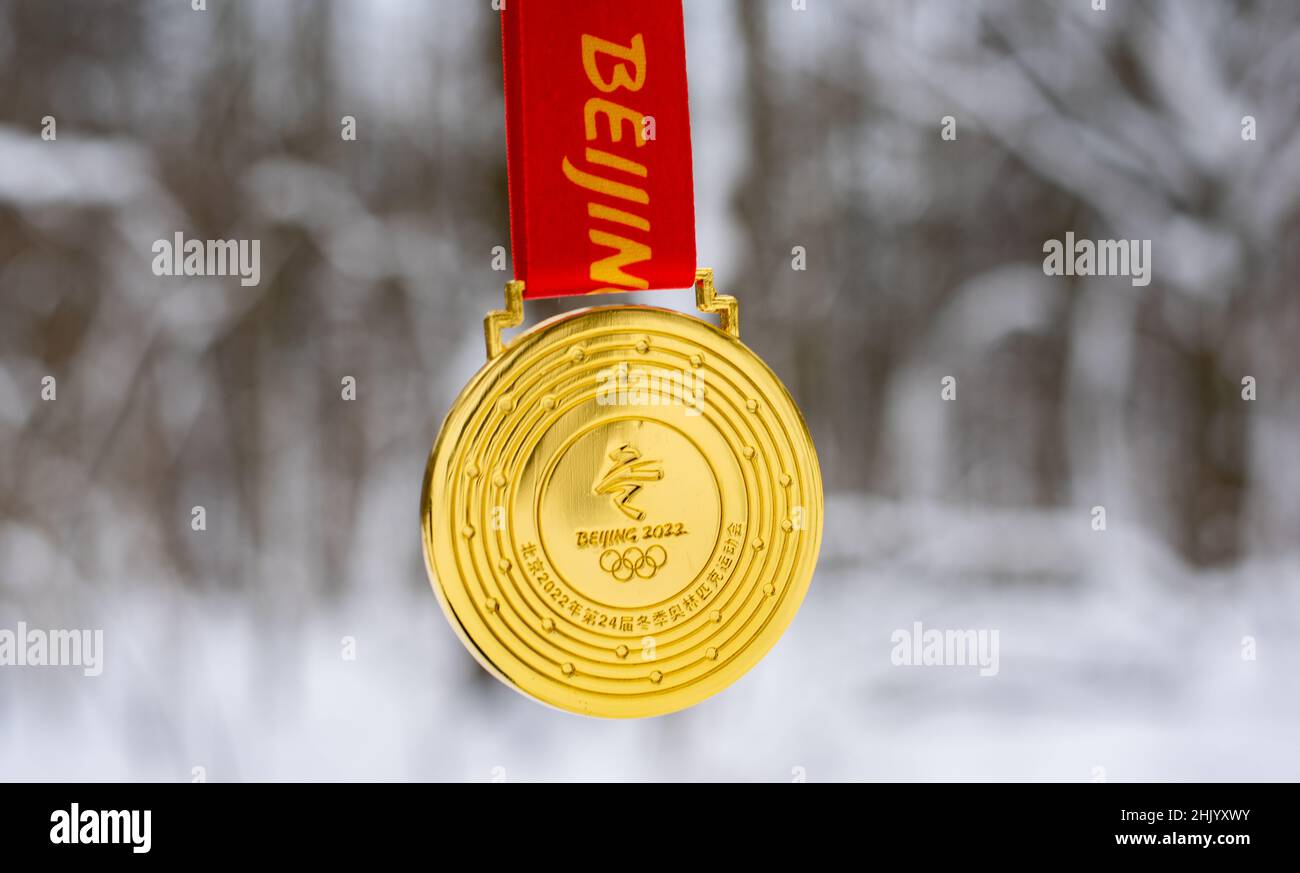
[599,545,668,581]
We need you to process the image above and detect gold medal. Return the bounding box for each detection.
[424,1,822,717]
[421,271,822,717]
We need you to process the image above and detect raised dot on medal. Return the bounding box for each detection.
[763,583,776,596]
[779,472,792,487]
[689,354,703,368]
[540,395,556,410]
[496,395,515,413]
[649,670,663,684]
[561,662,575,677]
[615,644,629,659]
[485,597,499,613]
[705,647,719,661]
[492,473,507,488]
[781,518,794,532]
[746,398,759,413]
[465,464,479,478]
[742,445,755,460]
[541,617,556,632]
[461,524,475,538]
[752,537,765,551]
[635,339,650,354]
[498,558,512,572]
[709,610,722,623]
[570,346,586,362]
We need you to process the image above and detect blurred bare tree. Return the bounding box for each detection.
[1,0,509,600]
[729,0,1300,567]
[1,0,1297,615]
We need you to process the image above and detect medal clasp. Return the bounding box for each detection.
[484,269,738,361]
[693,268,739,339]
[483,279,525,359]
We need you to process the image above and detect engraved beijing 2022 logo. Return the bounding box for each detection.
[590,444,677,582]
[593,444,663,521]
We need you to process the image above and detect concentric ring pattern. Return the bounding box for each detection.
[421,305,822,718]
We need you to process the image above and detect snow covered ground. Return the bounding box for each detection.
[4,496,1296,782]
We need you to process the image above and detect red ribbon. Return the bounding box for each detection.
[501,0,697,299]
